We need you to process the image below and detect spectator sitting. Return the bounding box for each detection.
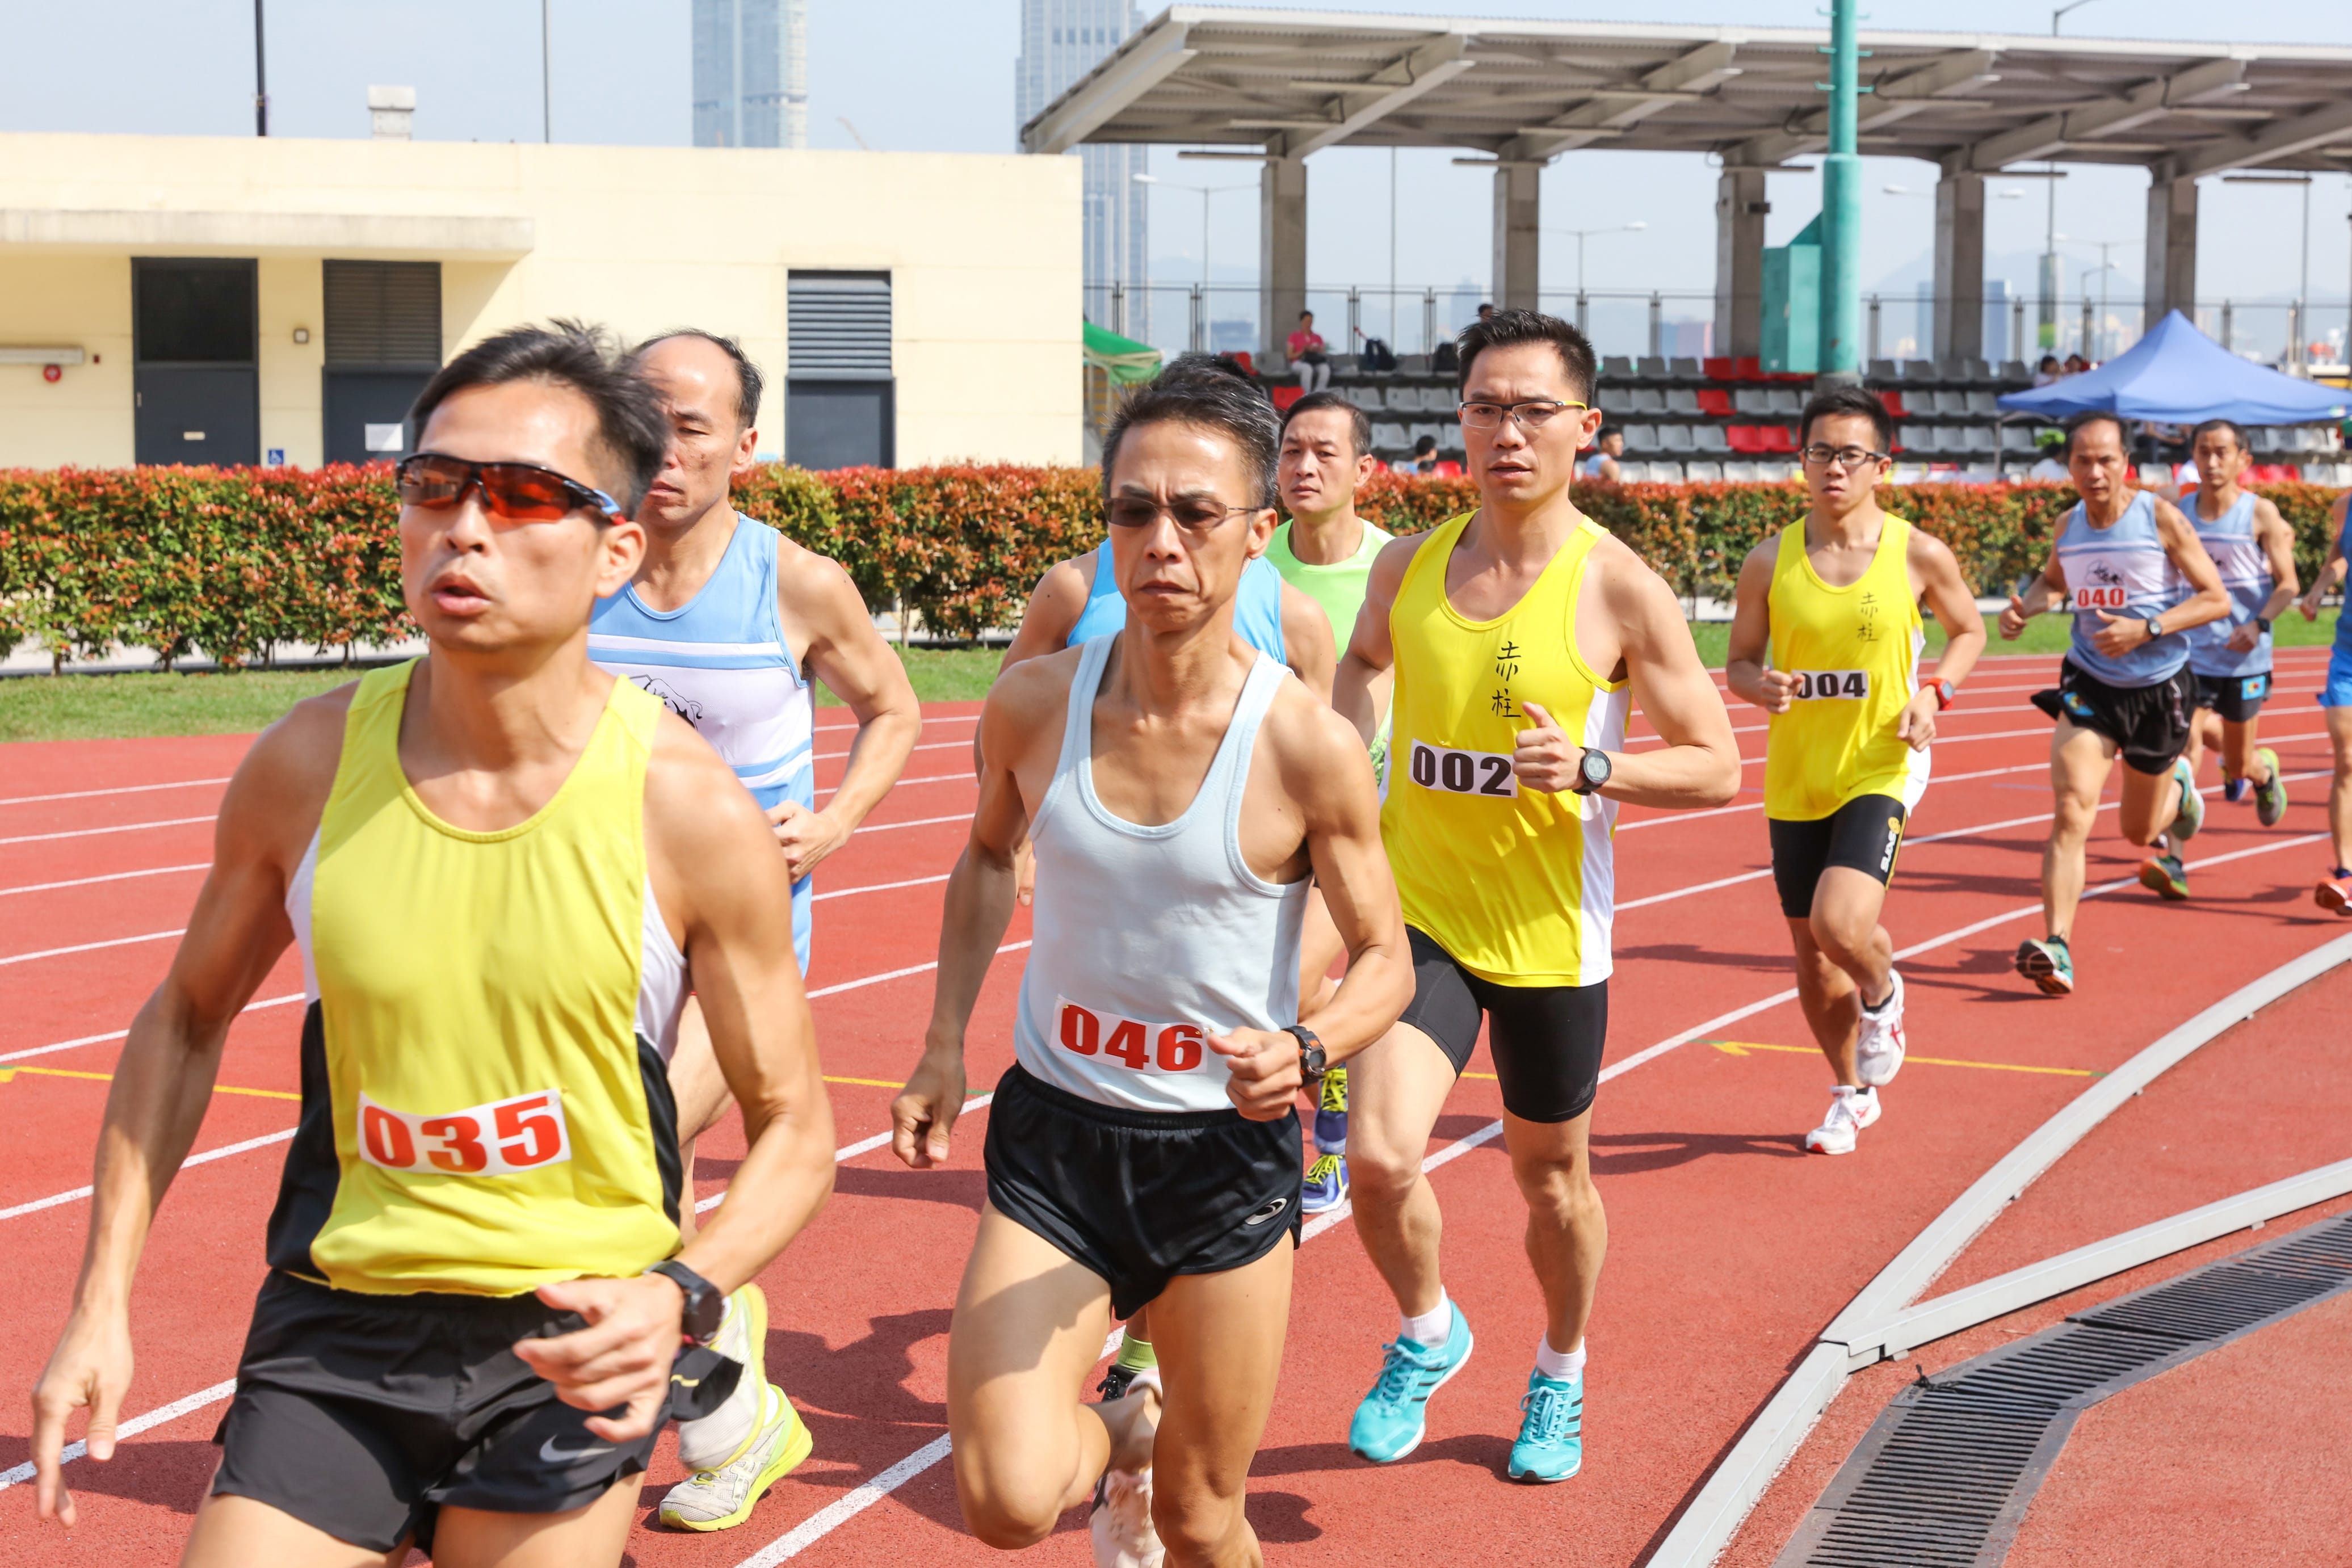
[2063,352,2090,375]
[1286,310,1332,393]
[2031,354,2064,388]
[1476,303,1496,323]
[1581,426,1625,483]
[1397,434,1439,474]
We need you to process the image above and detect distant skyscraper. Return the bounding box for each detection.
[695,0,808,149]
[1018,1,1148,339]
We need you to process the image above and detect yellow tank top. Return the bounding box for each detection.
[1763,514,1930,821]
[267,662,688,1296]
[1381,512,1628,987]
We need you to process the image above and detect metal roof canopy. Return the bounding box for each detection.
[1024,7,2352,178]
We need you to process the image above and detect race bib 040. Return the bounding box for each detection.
[357,1088,572,1176]
[1055,998,1207,1074]
[1787,670,1870,700]
[1406,740,1518,797]
[2071,583,2130,612]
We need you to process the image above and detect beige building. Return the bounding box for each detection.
[0,133,1082,471]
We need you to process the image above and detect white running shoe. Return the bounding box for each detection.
[678,1284,770,1472]
[1804,1085,1881,1156]
[1854,970,1907,1087]
[658,1384,813,1532]
[1090,1466,1164,1568]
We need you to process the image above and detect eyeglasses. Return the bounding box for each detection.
[1104,497,1267,532]
[395,453,625,526]
[1457,399,1589,431]
[1800,444,1891,470]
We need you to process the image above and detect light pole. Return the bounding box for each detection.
[253,0,268,136]
[2046,2,2106,352]
[1818,0,1862,382]
[1136,173,1250,352]
[2224,173,2317,367]
[541,0,553,143]
[1547,222,1648,294]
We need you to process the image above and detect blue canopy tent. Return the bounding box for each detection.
[1997,310,2349,426]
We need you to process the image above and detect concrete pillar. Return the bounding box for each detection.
[1492,161,1542,313]
[2144,171,2199,326]
[1713,167,1768,360]
[1931,166,1985,361]
[1259,155,1308,367]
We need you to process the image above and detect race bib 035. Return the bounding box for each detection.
[1787,670,1870,700]
[357,1088,572,1176]
[1406,739,1518,797]
[1055,998,1207,1074]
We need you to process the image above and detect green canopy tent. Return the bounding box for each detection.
[1083,321,1162,385]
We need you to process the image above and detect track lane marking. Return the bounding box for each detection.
[0,864,212,898]
[1708,1040,2095,1077]
[0,778,231,808]
[1,930,184,967]
[0,994,305,1066]
[0,1065,299,1099]
[0,816,216,846]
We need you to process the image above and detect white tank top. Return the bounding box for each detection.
[1011,635,1308,1113]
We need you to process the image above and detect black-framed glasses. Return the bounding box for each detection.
[1800,443,1891,470]
[1457,398,1589,431]
[395,453,625,526]
[1104,497,1267,532]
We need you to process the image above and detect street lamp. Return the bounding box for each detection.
[1546,221,1647,292]
[2224,173,2315,367]
[1133,172,1251,291]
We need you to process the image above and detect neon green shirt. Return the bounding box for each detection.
[1269,517,1392,777]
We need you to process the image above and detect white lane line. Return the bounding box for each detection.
[817,713,978,736]
[852,813,972,836]
[814,873,949,903]
[1,864,211,898]
[0,993,305,1066]
[807,941,1028,1002]
[813,738,975,763]
[0,1377,241,1491]
[0,816,217,847]
[0,778,231,809]
[1,930,184,968]
[0,1127,300,1224]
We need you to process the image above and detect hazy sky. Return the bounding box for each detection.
[6,1,2349,355]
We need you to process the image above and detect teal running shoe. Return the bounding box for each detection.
[2139,852,2189,902]
[1301,1153,1349,1216]
[2014,936,2073,997]
[2168,758,2204,842]
[1507,1369,1584,1483]
[1349,1304,1473,1462]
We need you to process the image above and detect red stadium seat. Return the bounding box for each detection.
[1734,356,1763,381]
[1702,356,1737,382]
[1762,425,1798,454]
[1727,425,1770,454]
[1876,391,1908,418]
[1271,385,1304,410]
[1430,460,1464,477]
[1696,388,1734,417]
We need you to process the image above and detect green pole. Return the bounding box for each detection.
[1818,0,1862,382]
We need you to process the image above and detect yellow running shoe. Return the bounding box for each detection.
[659,1384,813,1532]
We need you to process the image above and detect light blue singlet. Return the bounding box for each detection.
[2184,491,2272,682]
[1065,548,1289,662]
[2055,491,2188,689]
[587,514,816,972]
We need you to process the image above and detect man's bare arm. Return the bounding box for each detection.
[2000,552,2068,639]
[774,541,921,879]
[1898,531,1988,748]
[2250,498,2302,629]
[998,555,1091,675]
[28,693,343,1525]
[1277,578,1337,702]
[1333,533,1423,744]
[1721,541,1788,713]
[1557,556,1740,810]
[2298,497,2347,618]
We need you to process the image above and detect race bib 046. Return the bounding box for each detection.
[1055,998,1207,1074]
[357,1088,572,1176]
[1787,670,1870,700]
[1406,739,1518,797]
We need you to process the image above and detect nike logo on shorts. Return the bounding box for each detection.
[1244,1197,1289,1228]
[540,1435,615,1465]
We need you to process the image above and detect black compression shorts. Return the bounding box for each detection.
[1397,926,1607,1124]
[982,1064,1302,1319]
[2032,659,2194,776]
[1768,794,1909,918]
[2192,670,2271,724]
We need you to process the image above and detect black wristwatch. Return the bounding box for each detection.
[646,1259,725,1346]
[2256,616,2274,634]
[2145,616,2166,641]
[1572,747,1613,796]
[1284,1024,1329,1084]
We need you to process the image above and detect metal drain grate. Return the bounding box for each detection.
[1775,1210,2352,1568]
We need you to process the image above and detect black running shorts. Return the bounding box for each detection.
[212,1271,689,1553]
[1769,794,1909,919]
[1396,926,1607,1124]
[2192,670,2270,724]
[982,1064,1303,1319]
[2034,659,2194,776]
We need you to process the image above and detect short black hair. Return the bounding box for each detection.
[1280,390,1372,458]
[1799,385,1894,453]
[2039,355,2062,369]
[410,319,669,516]
[1102,352,1281,507]
[1412,435,1439,456]
[2064,410,2127,456]
[1298,309,1313,321]
[632,328,765,432]
[2190,418,2248,452]
[1455,308,1597,405]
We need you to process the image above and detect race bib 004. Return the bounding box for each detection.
[357,1088,572,1176]
[1787,670,1870,700]
[1406,739,1517,797]
[1055,998,1207,1074]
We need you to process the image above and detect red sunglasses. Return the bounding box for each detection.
[396,453,625,525]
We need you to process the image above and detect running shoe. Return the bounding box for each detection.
[2253,749,2287,827]
[1312,1066,1349,1155]
[2317,872,2352,917]
[1097,1361,1140,1403]
[1507,1369,1585,1483]
[1803,1085,1880,1156]
[2223,775,2248,805]
[2168,758,2205,842]
[678,1283,772,1472]
[1853,970,1906,1087]
[1089,1466,1164,1568]
[1349,1302,1475,1464]
[2139,852,2190,902]
[1301,1153,1350,1215]
[2014,936,2074,997]
[659,1384,813,1532]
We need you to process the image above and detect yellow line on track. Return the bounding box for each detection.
[822,1075,906,1089]
[1707,1040,2095,1077]
[0,1065,300,1099]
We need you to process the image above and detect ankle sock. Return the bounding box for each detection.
[1401,1292,1452,1347]
[1534,1336,1586,1381]
[1115,1331,1156,1372]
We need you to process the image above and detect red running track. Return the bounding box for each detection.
[3,648,2348,1566]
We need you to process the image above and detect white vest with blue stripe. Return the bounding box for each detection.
[589,512,816,970]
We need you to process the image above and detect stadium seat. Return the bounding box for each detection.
[1766,388,1801,415]
[1430,459,1463,478]
[1724,460,1763,482]
[1661,424,1694,453]
[1692,424,1731,455]
[1966,389,1998,414]
[1761,426,1798,455]
[1696,388,1733,417]
[1666,388,1701,414]
[1900,359,1936,381]
[1409,421,1446,449]
[1598,388,1637,415]
[1631,386,1666,413]
[1876,391,1908,418]
[1624,422,1658,452]
[1727,425,1770,455]
[1867,359,1900,381]
[1271,385,1304,411]
[1734,355,1763,380]
[1733,387,1770,415]
[2000,360,2031,382]
[1601,355,1637,380]
[1372,421,1410,451]
[1685,460,1723,482]
[1702,356,1737,381]
[1637,356,1671,379]
[1668,356,1704,382]
[1648,460,1686,482]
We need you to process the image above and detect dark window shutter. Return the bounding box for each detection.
[788,272,892,379]
[324,261,442,366]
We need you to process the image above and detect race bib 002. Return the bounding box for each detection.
[2071,583,2130,612]
[1406,739,1517,797]
[1787,670,1870,700]
[1055,998,1207,1074]
[357,1088,572,1176]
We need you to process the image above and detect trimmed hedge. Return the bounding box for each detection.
[1,464,2341,668]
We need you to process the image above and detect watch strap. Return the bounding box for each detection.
[1931,678,1956,711]
[1283,1024,1327,1082]
[646,1259,724,1345]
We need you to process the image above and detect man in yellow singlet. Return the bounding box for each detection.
[1724,386,1986,1157]
[30,324,838,1567]
[1334,309,1742,1483]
